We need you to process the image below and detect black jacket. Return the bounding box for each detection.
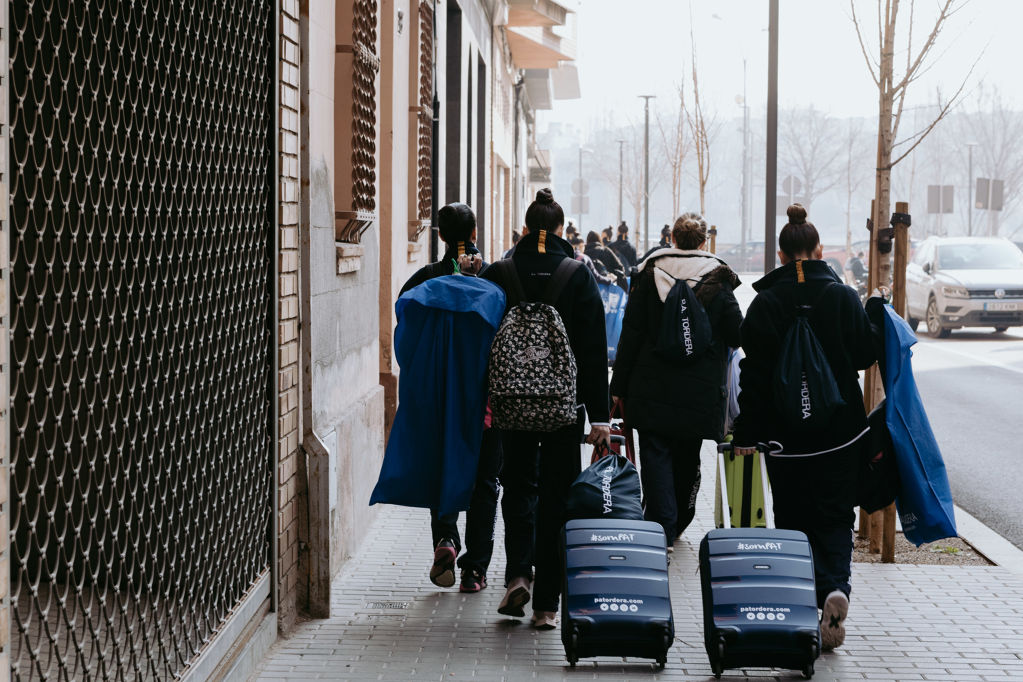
[732,260,879,454]
[608,236,638,269]
[400,242,485,296]
[481,230,610,424]
[584,243,627,289]
[610,253,743,440]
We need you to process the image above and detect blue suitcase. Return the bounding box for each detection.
[561,518,674,669]
[699,528,821,679]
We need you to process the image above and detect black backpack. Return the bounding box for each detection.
[655,271,713,364]
[773,273,845,430]
[487,258,581,432]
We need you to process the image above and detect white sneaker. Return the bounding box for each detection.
[497,576,531,618]
[531,610,557,630]
[821,590,849,650]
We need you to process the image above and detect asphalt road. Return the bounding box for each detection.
[732,276,1023,549]
[911,326,1023,549]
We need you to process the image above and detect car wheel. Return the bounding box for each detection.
[994,326,1009,333]
[926,298,951,339]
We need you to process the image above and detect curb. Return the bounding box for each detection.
[953,504,1023,575]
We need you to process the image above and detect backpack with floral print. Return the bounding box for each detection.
[488,258,580,432]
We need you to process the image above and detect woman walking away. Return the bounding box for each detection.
[481,188,610,630]
[610,216,742,549]
[398,203,502,594]
[731,204,881,651]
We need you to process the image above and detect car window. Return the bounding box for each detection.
[912,243,933,267]
[937,243,1023,270]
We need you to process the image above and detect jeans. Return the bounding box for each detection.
[430,428,503,576]
[766,443,858,608]
[637,431,704,542]
[500,420,583,613]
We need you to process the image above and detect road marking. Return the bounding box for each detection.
[916,341,1023,377]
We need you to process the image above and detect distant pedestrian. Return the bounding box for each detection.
[610,216,742,547]
[565,221,578,242]
[570,236,614,285]
[659,225,672,248]
[503,229,521,259]
[602,226,614,246]
[609,222,638,269]
[584,231,627,289]
[731,204,882,651]
[481,188,610,630]
[846,251,867,281]
[399,203,502,594]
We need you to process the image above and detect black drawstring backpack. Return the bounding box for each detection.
[655,272,712,365]
[773,262,845,431]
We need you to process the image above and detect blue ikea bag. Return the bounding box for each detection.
[599,281,627,363]
[881,305,957,545]
[370,276,505,517]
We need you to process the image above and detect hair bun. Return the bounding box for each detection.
[535,188,555,205]
[786,203,807,225]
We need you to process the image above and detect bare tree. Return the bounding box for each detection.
[850,0,976,289]
[686,14,716,216]
[780,106,844,212]
[657,84,689,220]
[842,118,871,254]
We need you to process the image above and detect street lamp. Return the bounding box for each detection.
[639,95,656,252]
[966,141,978,236]
[617,140,625,225]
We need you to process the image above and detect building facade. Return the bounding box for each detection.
[2,0,577,679]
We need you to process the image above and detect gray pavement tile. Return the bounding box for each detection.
[251,443,1023,681]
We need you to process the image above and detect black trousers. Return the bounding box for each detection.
[766,444,858,608]
[500,421,583,613]
[637,431,704,542]
[430,427,503,576]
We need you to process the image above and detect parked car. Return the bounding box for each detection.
[719,241,764,272]
[905,236,1023,338]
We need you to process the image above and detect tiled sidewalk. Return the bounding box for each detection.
[252,445,1023,681]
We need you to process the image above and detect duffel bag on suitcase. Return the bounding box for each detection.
[562,518,674,669]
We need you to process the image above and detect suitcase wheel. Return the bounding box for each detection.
[565,628,579,667]
[802,662,814,679]
[711,638,725,679]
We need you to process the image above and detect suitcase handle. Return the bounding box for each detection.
[717,444,775,530]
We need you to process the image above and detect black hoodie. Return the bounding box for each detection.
[481,229,610,425]
[732,259,879,454]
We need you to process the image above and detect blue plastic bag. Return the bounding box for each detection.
[881,305,957,545]
[599,281,627,363]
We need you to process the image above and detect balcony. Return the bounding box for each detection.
[506,0,571,28]
[506,25,576,69]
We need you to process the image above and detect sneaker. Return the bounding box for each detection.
[429,539,457,588]
[497,576,531,617]
[531,610,557,630]
[820,590,849,650]
[459,568,487,593]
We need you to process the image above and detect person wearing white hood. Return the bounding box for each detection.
[610,216,743,547]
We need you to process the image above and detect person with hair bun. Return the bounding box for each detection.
[398,202,502,595]
[610,214,743,548]
[480,188,610,630]
[731,204,882,651]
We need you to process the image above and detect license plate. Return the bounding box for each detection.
[985,302,1019,311]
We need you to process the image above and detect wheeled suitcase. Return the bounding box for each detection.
[561,518,674,669]
[703,443,822,678]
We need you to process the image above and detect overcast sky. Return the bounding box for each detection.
[538,0,1021,245]
[544,0,1020,133]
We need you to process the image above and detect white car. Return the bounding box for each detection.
[906,237,1023,338]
